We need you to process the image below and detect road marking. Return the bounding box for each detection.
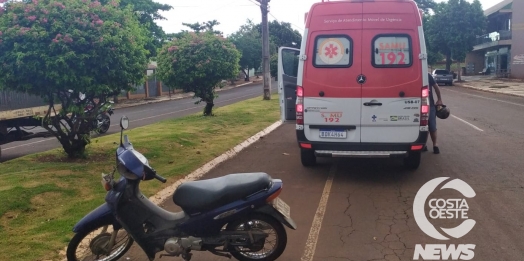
[443,88,524,107]
[301,163,337,261]
[451,115,484,132]
[2,138,54,150]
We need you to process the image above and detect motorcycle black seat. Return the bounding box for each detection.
[173,172,272,213]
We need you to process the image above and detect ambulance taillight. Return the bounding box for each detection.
[420,86,429,126]
[296,86,304,125]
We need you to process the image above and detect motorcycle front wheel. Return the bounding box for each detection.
[226,213,287,261]
[96,114,111,134]
[66,224,133,261]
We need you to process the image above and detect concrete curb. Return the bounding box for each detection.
[453,82,524,98]
[149,120,284,206]
[113,80,263,110]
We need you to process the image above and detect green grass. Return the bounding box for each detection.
[0,94,280,261]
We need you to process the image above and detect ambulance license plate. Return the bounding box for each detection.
[273,197,291,219]
[319,129,346,139]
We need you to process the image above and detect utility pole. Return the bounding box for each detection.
[257,0,271,100]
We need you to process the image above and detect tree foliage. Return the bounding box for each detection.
[0,0,149,158]
[229,19,262,81]
[181,19,222,35]
[425,0,486,70]
[255,20,301,54]
[422,14,443,66]
[156,32,240,116]
[228,20,301,80]
[414,0,436,14]
[101,0,172,58]
[165,20,223,42]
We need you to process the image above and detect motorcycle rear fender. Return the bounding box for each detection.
[254,204,297,230]
[72,203,121,233]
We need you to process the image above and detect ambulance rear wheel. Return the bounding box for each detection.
[403,151,421,170]
[300,149,316,167]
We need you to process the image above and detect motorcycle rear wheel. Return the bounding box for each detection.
[66,224,133,261]
[225,213,287,261]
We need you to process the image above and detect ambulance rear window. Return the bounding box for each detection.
[313,35,352,68]
[372,34,412,68]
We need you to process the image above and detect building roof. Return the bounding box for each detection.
[484,0,512,16]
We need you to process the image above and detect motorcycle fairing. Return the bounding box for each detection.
[72,203,122,234]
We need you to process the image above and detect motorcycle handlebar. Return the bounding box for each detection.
[154,174,167,183]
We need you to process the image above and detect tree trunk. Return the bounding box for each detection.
[245,68,250,81]
[58,135,89,159]
[203,102,214,116]
[445,52,452,71]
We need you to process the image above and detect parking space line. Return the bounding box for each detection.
[301,163,337,261]
[451,114,484,132]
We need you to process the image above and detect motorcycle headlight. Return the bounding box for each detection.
[117,163,139,180]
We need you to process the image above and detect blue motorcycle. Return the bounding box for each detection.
[66,116,296,261]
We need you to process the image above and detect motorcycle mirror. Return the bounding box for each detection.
[119,116,129,146]
[120,116,129,130]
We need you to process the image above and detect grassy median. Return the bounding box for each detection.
[0,94,280,261]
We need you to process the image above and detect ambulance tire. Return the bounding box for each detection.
[300,149,316,167]
[403,151,421,170]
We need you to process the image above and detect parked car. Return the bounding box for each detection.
[432,69,454,86]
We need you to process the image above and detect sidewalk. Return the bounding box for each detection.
[453,75,524,98]
[113,77,264,109]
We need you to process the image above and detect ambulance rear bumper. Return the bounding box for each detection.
[296,130,428,158]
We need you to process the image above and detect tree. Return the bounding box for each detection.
[0,0,149,158]
[2,0,172,58]
[181,19,222,35]
[426,0,486,71]
[422,14,443,66]
[270,53,278,79]
[255,21,301,54]
[229,19,262,81]
[156,32,241,116]
[414,0,436,14]
[101,0,172,58]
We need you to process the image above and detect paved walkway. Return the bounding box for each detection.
[453,75,524,97]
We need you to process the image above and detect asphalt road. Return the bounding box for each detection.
[0,82,277,162]
[113,85,524,261]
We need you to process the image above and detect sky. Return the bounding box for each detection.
[154,0,502,37]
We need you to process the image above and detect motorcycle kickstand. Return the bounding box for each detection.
[181,251,193,261]
[209,249,232,259]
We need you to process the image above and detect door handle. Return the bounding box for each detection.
[363,102,382,106]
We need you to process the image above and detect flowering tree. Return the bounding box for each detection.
[156,32,241,116]
[0,0,149,158]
